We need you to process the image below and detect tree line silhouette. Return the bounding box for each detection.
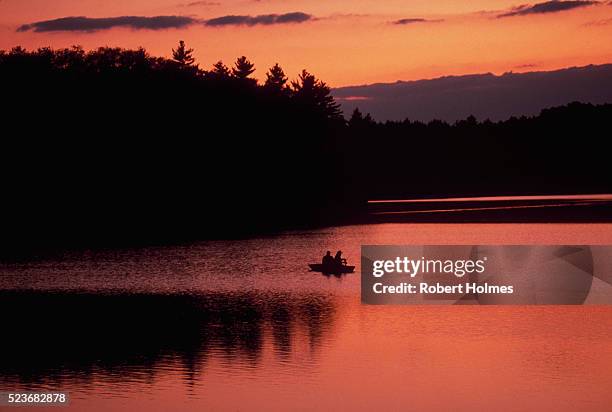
[1,42,610,254]
[347,103,611,200]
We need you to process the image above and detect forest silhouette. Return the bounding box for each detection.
[1,42,611,254]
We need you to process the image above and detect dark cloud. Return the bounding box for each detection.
[276,12,312,23]
[498,0,598,17]
[179,1,220,7]
[392,18,444,25]
[17,15,198,32]
[18,11,315,33]
[205,12,312,26]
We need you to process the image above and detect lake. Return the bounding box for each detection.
[1,223,612,411]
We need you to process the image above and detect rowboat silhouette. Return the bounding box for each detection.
[308,263,355,274]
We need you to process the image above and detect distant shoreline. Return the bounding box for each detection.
[367,199,612,223]
[2,205,612,262]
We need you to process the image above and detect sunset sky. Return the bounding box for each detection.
[1,0,612,86]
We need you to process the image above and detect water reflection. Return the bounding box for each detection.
[0,290,335,388]
[1,224,612,411]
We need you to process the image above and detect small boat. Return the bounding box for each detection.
[308,263,355,274]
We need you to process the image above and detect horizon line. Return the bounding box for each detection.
[368,194,612,204]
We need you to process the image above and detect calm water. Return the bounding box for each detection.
[1,224,612,411]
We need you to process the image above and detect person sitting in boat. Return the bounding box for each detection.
[322,251,334,266]
[334,251,347,266]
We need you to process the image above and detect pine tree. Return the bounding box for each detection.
[211,60,231,78]
[172,40,195,66]
[264,63,288,93]
[291,69,342,120]
[232,56,255,79]
[349,108,374,128]
[349,108,363,125]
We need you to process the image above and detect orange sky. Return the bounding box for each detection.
[1,0,612,86]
